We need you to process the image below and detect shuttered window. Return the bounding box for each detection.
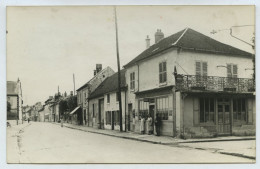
[130,72,135,90]
[227,64,238,78]
[159,61,167,84]
[195,61,208,76]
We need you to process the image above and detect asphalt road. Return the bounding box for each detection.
[15,122,254,163]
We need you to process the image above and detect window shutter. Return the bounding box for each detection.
[159,63,162,73]
[233,65,238,78]
[202,62,207,76]
[163,62,167,71]
[193,98,199,125]
[227,64,232,77]
[195,61,201,76]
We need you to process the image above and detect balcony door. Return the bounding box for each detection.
[217,98,231,135]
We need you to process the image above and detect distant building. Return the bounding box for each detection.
[7,79,23,125]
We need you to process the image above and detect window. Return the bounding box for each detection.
[130,72,135,90]
[106,111,111,125]
[196,61,207,77]
[156,97,169,120]
[233,98,246,122]
[139,100,149,120]
[227,64,238,78]
[199,98,215,123]
[116,92,119,102]
[107,94,110,103]
[159,61,167,84]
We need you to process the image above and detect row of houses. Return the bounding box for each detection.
[72,28,256,138]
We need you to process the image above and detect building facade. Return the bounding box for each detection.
[123,28,255,137]
[77,65,114,126]
[7,79,23,125]
[88,70,127,130]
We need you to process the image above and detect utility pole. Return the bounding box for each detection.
[73,73,75,96]
[114,6,123,131]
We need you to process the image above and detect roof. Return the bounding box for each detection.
[89,69,127,99]
[7,81,18,95]
[124,28,252,68]
[77,66,113,91]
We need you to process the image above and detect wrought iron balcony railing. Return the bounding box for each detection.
[175,75,255,93]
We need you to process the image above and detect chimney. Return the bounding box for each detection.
[49,96,53,100]
[64,91,67,97]
[155,29,164,43]
[145,35,150,49]
[96,64,102,73]
[70,91,73,96]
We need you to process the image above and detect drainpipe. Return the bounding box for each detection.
[125,90,127,132]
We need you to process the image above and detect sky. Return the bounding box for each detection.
[6,5,255,106]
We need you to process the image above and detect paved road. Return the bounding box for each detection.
[15,122,254,163]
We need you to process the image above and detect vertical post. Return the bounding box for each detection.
[73,74,75,96]
[230,98,233,136]
[114,6,123,131]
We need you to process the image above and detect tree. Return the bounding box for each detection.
[59,100,68,117]
[67,95,77,112]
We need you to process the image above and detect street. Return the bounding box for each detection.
[7,122,255,163]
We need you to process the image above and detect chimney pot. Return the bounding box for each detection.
[145,35,150,49]
[155,29,164,43]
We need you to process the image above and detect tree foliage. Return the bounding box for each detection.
[59,100,68,116]
[67,95,77,112]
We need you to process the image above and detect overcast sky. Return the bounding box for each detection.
[7,6,254,106]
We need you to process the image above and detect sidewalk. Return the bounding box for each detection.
[6,122,31,163]
[53,122,255,145]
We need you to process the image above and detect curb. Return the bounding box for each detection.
[53,122,255,145]
[219,152,255,160]
[62,124,162,145]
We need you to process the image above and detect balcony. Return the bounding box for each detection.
[175,75,255,93]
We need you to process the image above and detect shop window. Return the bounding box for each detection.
[159,61,167,84]
[139,100,149,120]
[156,97,169,120]
[233,98,246,123]
[199,98,215,123]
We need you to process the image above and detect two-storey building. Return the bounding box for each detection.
[124,28,255,138]
[88,69,127,130]
[76,65,114,126]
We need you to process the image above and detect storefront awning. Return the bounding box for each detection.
[69,106,80,115]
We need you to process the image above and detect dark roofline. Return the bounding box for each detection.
[123,28,253,68]
[88,86,127,100]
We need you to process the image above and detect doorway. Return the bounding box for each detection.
[128,104,133,131]
[111,111,115,130]
[217,98,231,135]
[98,99,104,129]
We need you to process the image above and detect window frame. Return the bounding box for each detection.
[130,72,135,91]
[227,63,238,78]
[199,97,215,124]
[159,61,167,85]
[107,94,110,104]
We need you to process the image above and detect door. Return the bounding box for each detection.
[217,98,231,135]
[112,111,115,130]
[98,99,104,129]
[149,105,155,122]
[128,104,133,131]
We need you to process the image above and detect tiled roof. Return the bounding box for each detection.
[89,69,127,99]
[7,81,18,95]
[124,28,252,68]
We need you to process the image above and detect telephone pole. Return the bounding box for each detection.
[114,6,123,131]
[73,73,75,96]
